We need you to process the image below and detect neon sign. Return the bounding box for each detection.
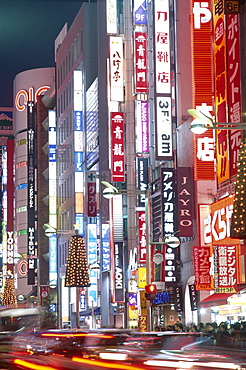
[15,86,50,111]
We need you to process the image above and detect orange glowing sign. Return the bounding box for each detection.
[204,195,239,245]
[15,86,50,111]
[213,1,229,184]
[191,0,214,181]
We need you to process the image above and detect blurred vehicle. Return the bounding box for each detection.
[6,330,246,370]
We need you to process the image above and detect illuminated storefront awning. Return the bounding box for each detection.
[198,293,235,309]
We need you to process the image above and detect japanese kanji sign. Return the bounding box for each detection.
[111,112,125,182]
[134,32,148,94]
[110,36,124,102]
[154,0,170,94]
[87,171,97,217]
[193,246,213,290]
[161,168,176,235]
[213,0,229,183]
[226,14,242,177]
[213,244,239,293]
[191,0,214,181]
[137,211,146,264]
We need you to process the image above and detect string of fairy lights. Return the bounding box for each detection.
[2,277,17,307]
[65,235,91,287]
[230,134,246,239]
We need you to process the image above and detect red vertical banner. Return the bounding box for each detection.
[193,246,213,290]
[7,139,14,276]
[213,0,229,184]
[137,211,146,264]
[87,171,97,217]
[226,14,242,177]
[111,112,125,182]
[134,32,148,94]
[191,0,215,181]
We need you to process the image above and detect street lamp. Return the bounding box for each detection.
[43,224,76,237]
[188,108,246,134]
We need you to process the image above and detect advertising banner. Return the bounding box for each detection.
[134,32,148,94]
[111,112,125,182]
[193,245,213,290]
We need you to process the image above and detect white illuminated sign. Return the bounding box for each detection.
[193,2,212,29]
[154,0,170,94]
[110,36,124,102]
[156,97,172,159]
[107,0,117,34]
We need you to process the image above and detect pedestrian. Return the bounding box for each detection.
[216,322,231,347]
[198,322,205,332]
[205,322,217,338]
[174,322,184,332]
[231,322,242,348]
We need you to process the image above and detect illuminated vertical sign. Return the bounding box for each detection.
[156,97,172,160]
[213,245,239,293]
[154,0,170,94]
[110,37,124,102]
[177,167,194,237]
[111,112,125,182]
[112,195,124,302]
[114,242,124,301]
[193,246,213,290]
[133,0,147,26]
[135,101,149,154]
[49,236,57,285]
[191,1,214,181]
[2,147,7,289]
[213,0,229,183]
[137,211,146,264]
[226,14,242,177]
[7,139,14,276]
[74,70,84,217]
[136,157,148,208]
[161,168,180,286]
[134,32,148,94]
[87,224,98,308]
[48,110,57,228]
[87,224,98,266]
[106,0,117,34]
[48,110,57,286]
[102,224,110,272]
[161,168,176,235]
[27,102,37,285]
[87,171,97,217]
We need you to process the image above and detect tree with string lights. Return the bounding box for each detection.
[230,134,246,239]
[65,233,91,287]
[2,278,17,307]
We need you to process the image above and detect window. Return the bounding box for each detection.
[16,161,27,169]
[17,206,27,213]
[18,229,27,236]
[16,139,27,146]
[17,183,27,190]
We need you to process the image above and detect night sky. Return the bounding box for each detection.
[0,0,85,107]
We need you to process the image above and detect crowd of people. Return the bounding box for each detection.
[154,321,246,348]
